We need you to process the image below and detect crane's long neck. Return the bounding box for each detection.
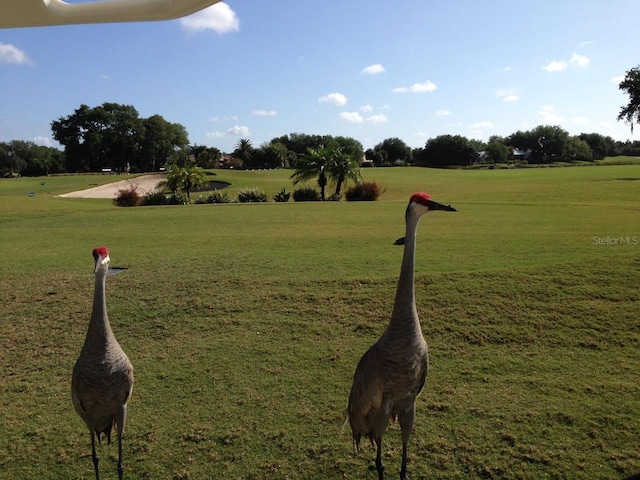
[389,209,421,332]
[86,270,115,342]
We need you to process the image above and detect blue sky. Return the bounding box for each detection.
[0,0,638,153]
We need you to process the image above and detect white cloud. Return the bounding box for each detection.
[543,60,567,72]
[610,75,625,85]
[366,114,388,124]
[393,80,437,93]
[206,125,250,138]
[435,110,451,117]
[251,110,276,117]
[570,53,590,67]
[180,2,239,34]
[210,115,237,122]
[361,64,386,75]
[228,125,250,136]
[539,105,564,123]
[577,40,594,48]
[319,92,348,106]
[570,116,590,125]
[544,53,589,72]
[0,43,34,66]
[360,104,374,113]
[496,88,519,102]
[340,111,364,123]
[33,136,53,147]
[469,121,494,129]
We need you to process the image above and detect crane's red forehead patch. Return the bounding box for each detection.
[409,192,431,205]
[92,246,109,259]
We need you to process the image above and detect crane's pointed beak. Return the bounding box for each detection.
[427,200,456,212]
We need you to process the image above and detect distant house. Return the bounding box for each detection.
[360,158,374,168]
[217,154,237,169]
[511,148,530,162]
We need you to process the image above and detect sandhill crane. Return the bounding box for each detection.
[347,192,456,480]
[72,246,134,480]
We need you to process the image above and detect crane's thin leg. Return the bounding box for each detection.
[117,434,124,480]
[400,442,408,480]
[115,405,127,480]
[91,432,100,480]
[375,437,385,480]
[398,404,416,480]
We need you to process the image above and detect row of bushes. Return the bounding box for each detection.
[114,182,382,207]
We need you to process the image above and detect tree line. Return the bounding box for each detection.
[4,123,640,179]
[2,61,640,178]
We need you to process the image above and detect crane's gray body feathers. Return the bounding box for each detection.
[72,253,133,479]
[347,200,436,479]
[72,337,133,442]
[348,334,428,447]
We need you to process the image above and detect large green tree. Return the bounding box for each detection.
[508,125,571,163]
[416,134,478,167]
[565,137,593,161]
[273,133,363,169]
[0,141,64,177]
[51,102,188,173]
[140,115,189,171]
[51,103,143,172]
[253,141,289,169]
[371,137,412,165]
[618,65,640,133]
[485,137,510,163]
[578,133,617,160]
[190,144,221,169]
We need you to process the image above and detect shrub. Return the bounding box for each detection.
[194,194,208,204]
[326,192,342,202]
[292,187,321,202]
[345,181,382,201]
[237,187,268,203]
[166,191,189,205]
[273,188,291,203]
[195,190,232,204]
[140,191,169,206]
[209,190,232,204]
[113,185,141,207]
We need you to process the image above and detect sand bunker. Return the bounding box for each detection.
[58,174,166,199]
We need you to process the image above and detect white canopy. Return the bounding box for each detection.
[0,0,221,28]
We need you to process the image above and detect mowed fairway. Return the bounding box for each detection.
[0,166,638,479]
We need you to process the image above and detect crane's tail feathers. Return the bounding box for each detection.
[340,413,349,435]
[353,434,362,454]
[340,412,362,454]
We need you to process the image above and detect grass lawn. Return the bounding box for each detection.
[0,165,638,479]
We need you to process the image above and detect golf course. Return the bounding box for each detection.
[0,164,638,479]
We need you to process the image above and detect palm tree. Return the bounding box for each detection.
[290,146,330,200]
[233,138,254,168]
[326,148,362,197]
[158,165,207,201]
